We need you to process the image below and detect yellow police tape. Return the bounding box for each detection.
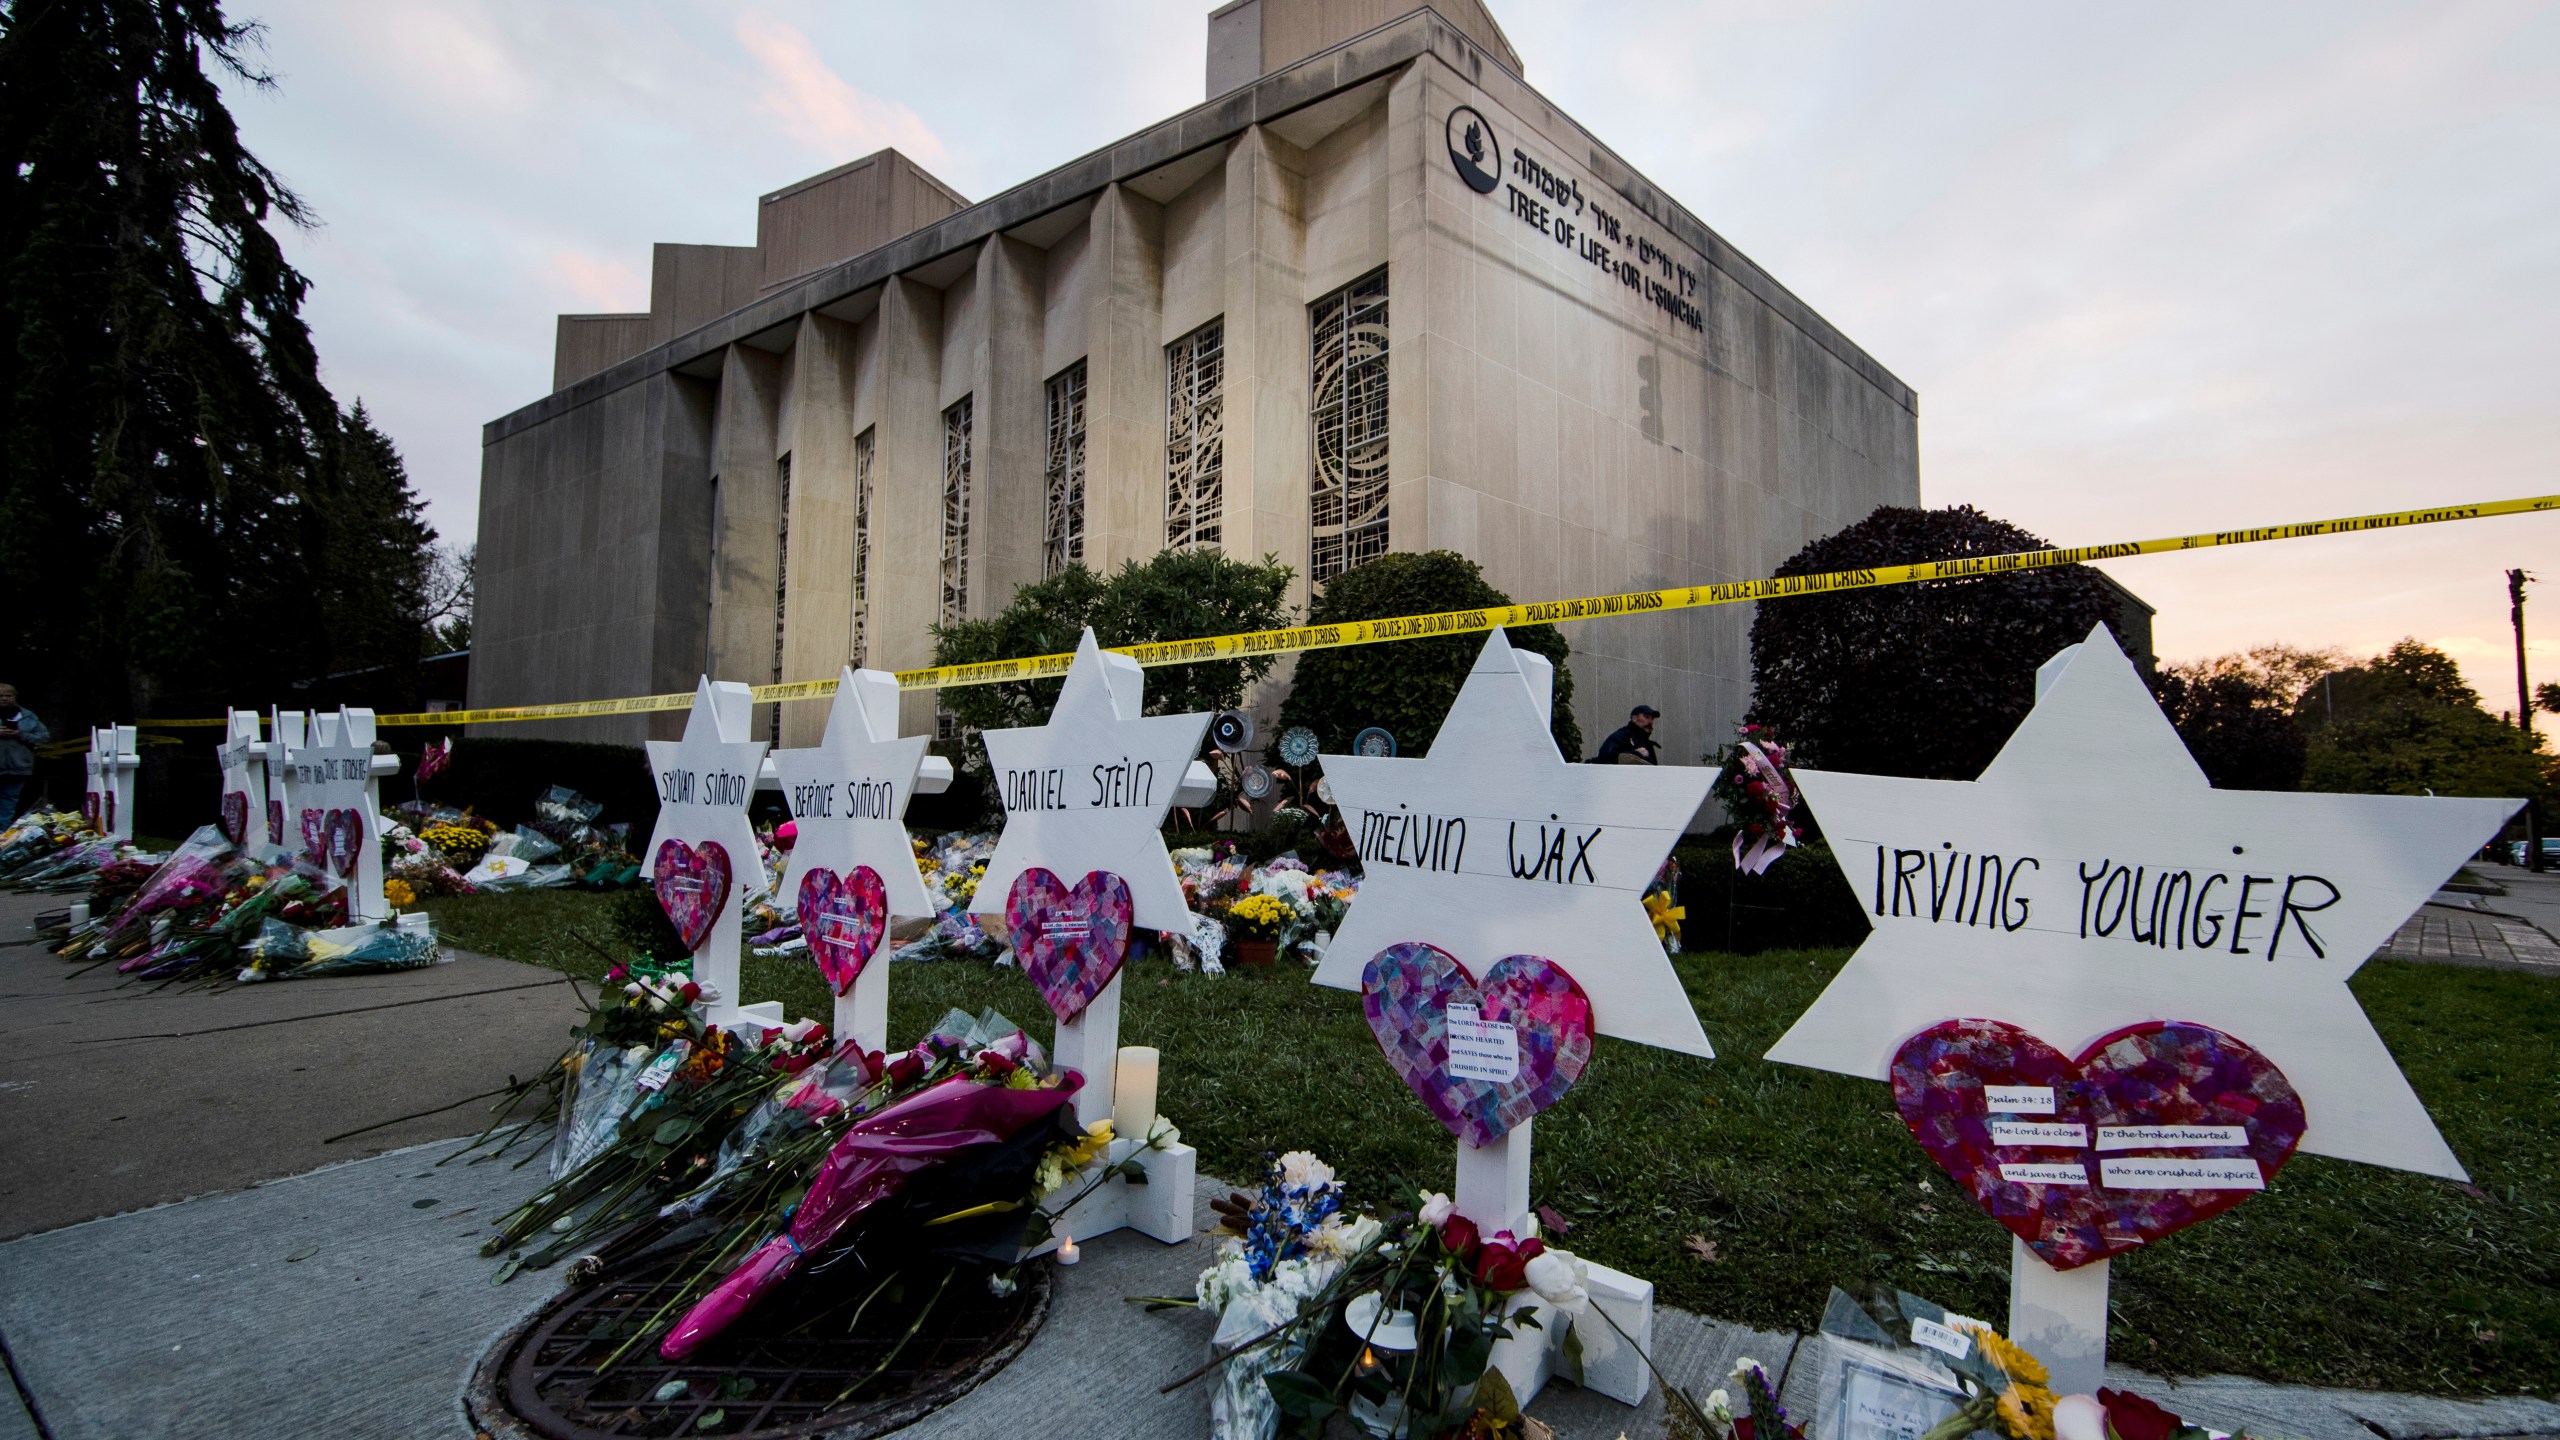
[135,490,2560,730]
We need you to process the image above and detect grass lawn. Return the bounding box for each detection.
[425,890,2558,1398]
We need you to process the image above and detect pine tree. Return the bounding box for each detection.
[0,0,335,721]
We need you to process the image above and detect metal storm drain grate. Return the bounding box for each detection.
[468,1256,1051,1440]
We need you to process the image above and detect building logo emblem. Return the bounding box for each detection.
[1446,106,1501,195]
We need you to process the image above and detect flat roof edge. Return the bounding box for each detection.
[487,7,1910,446]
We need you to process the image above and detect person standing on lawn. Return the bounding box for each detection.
[0,684,49,820]
[1593,703,1661,765]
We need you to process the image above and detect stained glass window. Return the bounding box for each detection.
[1166,319,1225,551]
[1044,362,1088,576]
[1310,269,1389,585]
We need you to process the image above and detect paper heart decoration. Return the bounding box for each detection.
[299,808,328,868]
[1892,1018,2307,1270]
[325,809,363,878]
[800,865,888,995]
[219,791,250,846]
[267,801,284,850]
[653,838,733,952]
[1006,868,1134,1023]
[1360,942,1596,1149]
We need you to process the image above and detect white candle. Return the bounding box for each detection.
[1111,1045,1159,1140]
[1055,1234,1080,1266]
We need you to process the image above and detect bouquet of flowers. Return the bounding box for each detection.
[0,810,86,880]
[236,915,445,982]
[1171,1161,1602,1440]
[1644,857,1685,954]
[1711,723,1801,877]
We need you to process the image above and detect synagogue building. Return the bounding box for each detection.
[470,0,1923,759]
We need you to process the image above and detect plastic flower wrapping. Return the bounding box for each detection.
[1713,723,1802,877]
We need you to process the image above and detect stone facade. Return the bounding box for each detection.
[471,1,1922,764]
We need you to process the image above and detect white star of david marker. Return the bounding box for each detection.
[1310,630,1719,1056]
[972,630,1212,934]
[773,667,936,921]
[1766,624,2519,1181]
[643,679,771,1013]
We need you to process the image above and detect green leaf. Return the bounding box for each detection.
[654,1116,697,1146]
[720,1375,754,1400]
[1262,1369,1338,1422]
[694,1408,725,1431]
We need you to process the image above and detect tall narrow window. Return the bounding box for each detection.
[1310,269,1389,585]
[1043,362,1088,576]
[1165,318,1225,551]
[703,473,722,674]
[770,452,792,740]
[939,396,973,738]
[850,427,875,666]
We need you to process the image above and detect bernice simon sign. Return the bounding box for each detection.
[1445,105,1704,334]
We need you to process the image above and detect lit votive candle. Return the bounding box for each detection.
[1111,1045,1159,1140]
[1056,1234,1080,1266]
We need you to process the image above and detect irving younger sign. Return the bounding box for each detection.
[1768,626,2516,1181]
[1867,841,2342,961]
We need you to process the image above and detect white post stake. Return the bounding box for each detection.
[217,710,270,849]
[84,725,138,841]
[643,679,771,1030]
[770,666,947,1052]
[265,708,303,854]
[972,630,1212,1249]
[287,708,392,922]
[2010,1240,2108,1398]
[1454,1120,1532,1237]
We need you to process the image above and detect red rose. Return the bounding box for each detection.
[979,1051,1017,1077]
[1438,1213,1480,1260]
[887,1052,925,1087]
[2097,1388,2182,1440]
[1473,1236,1544,1291]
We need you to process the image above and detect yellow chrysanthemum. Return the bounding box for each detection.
[383,878,416,908]
[1995,1384,2056,1440]
[1964,1324,2050,1389]
[1643,890,1684,943]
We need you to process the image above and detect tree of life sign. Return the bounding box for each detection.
[1311,629,1715,1407]
[643,679,769,1029]
[1766,625,2518,1394]
[772,666,947,1052]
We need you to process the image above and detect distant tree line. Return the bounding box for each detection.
[0,0,458,735]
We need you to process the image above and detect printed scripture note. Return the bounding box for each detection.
[1999,1162,2091,1186]
[1990,1120,2089,1148]
[1446,1002,1521,1083]
[2095,1124,2248,1150]
[2100,1157,2264,1190]
[1984,1085,2055,1113]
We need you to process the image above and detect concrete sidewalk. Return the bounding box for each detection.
[1,1136,2551,1440]
[0,889,586,1240]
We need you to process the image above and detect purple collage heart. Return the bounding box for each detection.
[219,791,250,846]
[298,808,328,869]
[1892,1017,2308,1270]
[1006,868,1134,1023]
[653,838,733,952]
[800,864,888,995]
[326,808,362,878]
[1360,942,1597,1149]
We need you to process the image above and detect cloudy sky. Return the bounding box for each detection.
[221,1,2560,702]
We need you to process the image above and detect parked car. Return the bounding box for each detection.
[2507,839,2560,865]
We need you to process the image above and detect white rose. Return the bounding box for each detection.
[1523,1249,1589,1313]
[1417,1191,1455,1228]
[780,1017,819,1043]
[1277,1150,1334,1191]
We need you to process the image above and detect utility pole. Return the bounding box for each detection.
[2511,568,2541,871]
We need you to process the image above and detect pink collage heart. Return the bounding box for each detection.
[800,865,888,995]
[654,838,733,952]
[267,801,284,851]
[1006,868,1134,1024]
[1892,1017,2308,1270]
[325,808,363,878]
[1360,942,1596,1149]
[219,791,250,846]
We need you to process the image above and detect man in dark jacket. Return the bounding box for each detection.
[0,684,50,820]
[1593,704,1660,765]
